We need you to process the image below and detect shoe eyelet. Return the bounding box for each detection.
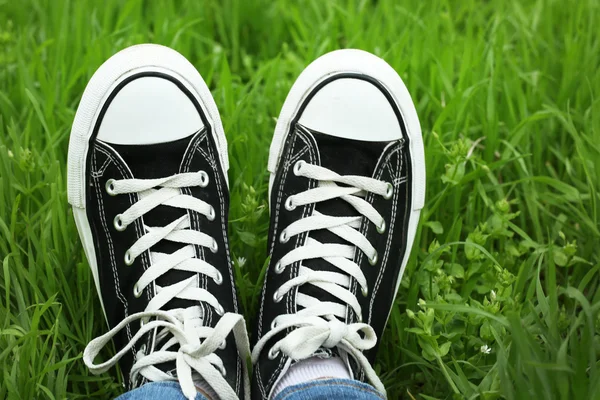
[219,339,227,350]
[214,271,223,285]
[284,197,296,211]
[362,286,369,297]
[139,344,146,354]
[220,365,227,376]
[279,229,289,244]
[113,214,126,231]
[133,283,142,298]
[377,220,386,234]
[199,171,210,187]
[210,239,219,253]
[293,160,305,176]
[274,261,284,274]
[368,251,378,266]
[207,206,216,221]
[215,304,225,316]
[124,250,134,266]
[270,319,278,330]
[384,183,394,199]
[105,179,117,196]
[268,347,281,360]
[273,290,283,303]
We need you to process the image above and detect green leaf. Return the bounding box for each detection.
[442,161,466,185]
[438,341,452,357]
[447,263,465,279]
[425,221,445,234]
[553,248,568,267]
[237,231,258,247]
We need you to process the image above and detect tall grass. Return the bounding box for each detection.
[0,0,598,398]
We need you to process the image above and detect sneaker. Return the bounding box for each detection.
[251,49,426,399]
[68,44,250,400]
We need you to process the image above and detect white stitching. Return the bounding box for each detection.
[90,148,133,344]
[265,127,318,393]
[203,131,242,393]
[181,132,208,303]
[95,145,151,296]
[347,142,403,324]
[95,143,156,379]
[368,145,406,322]
[264,130,301,391]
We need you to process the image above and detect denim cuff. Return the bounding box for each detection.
[115,381,208,400]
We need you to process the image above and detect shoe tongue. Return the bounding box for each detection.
[299,128,390,319]
[108,132,199,312]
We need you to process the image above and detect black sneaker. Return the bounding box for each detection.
[68,44,250,400]
[251,49,426,399]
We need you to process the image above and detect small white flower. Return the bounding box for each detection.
[237,257,246,268]
[480,344,492,354]
[490,290,497,301]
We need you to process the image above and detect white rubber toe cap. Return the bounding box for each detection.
[298,78,401,141]
[97,76,203,145]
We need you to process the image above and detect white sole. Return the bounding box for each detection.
[267,49,425,307]
[67,44,229,317]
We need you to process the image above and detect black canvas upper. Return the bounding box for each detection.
[252,76,414,399]
[84,74,244,396]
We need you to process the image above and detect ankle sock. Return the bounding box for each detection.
[272,356,351,397]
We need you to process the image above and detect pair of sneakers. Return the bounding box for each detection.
[69,44,425,400]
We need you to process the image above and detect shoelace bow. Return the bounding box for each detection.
[252,161,392,396]
[83,171,250,400]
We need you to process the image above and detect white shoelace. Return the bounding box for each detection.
[252,161,393,396]
[83,171,250,400]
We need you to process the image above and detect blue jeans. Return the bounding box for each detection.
[116,379,384,400]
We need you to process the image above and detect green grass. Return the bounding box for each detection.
[0,0,599,398]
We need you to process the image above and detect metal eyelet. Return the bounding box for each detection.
[124,250,134,266]
[199,171,209,187]
[219,340,227,350]
[270,319,278,330]
[274,261,284,274]
[215,304,225,316]
[377,220,386,234]
[384,183,394,199]
[207,206,216,221]
[133,283,142,298]
[210,239,219,253]
[113,214,126,231]
[368,251,378,266]
[105,179,117,196]
[214,271,223,285]
[362,286,369,297]
[284,197,296,211]
[268,347,280,360]
[273,290,283,303]
[139,344,146,354]
[293,160,305,176]
[279,229,289,244]
[220,365,227,376]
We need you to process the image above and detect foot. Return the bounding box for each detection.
[68,44,249,400]
[251,49,425,399]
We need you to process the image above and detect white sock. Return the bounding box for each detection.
[272,356,352,397]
